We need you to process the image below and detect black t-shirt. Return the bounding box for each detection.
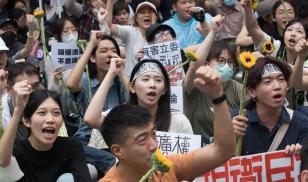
[13,137,91,182]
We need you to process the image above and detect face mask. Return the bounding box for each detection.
[216,64,234,82]
[223,0,236,7]
[61,32,78,43]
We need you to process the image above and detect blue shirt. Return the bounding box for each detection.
[163,13,212,49]
[231,107,308,155]
[75,73,127,117]
[73,73,128,142]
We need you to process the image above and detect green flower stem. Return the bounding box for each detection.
[38,17,48,59]
[167,60,189,75]
[79,44,92,101]
[139,166,156,182]
[38,19,79,115]
[280,0,288,24]
[235,70,248,156]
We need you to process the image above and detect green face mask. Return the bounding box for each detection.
[216,64,234,82]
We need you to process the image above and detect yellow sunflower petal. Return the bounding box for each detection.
[33,10,45,18]
[185,50,199,62]
[239,51,257,69]
[251,0,259,10]
[152,149,172,172]
[262,40,274,54]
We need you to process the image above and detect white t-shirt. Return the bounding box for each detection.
[116,25,147,76]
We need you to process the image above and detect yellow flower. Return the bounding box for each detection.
[185,50,198,62]
[252,0,259,10]
[152,149,172,173]
[33,9,44,18]
[239,51,256,69]
[262,40,274,54]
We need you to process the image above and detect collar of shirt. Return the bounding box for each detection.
[173,13,195,26]
[247,106,291,126]
[90,78,117,90]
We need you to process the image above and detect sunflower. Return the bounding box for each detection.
[185,50,198,62]
[152,149,172,173]
[239,51,257,69]
[262,40,274,55]
[33,9,45,18]
[251,0,259,10]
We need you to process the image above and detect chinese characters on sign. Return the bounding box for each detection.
[143,40,184,112]
[51,42,82,70]
[143,40,184,86]
[194,150,301,182]
[156,131,201,155]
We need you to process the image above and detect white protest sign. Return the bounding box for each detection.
[195,150,301,182]
[156,131,201,155]
[51,42,82,70]
[170,85,183,112]
[143,40,184,86]
[50,0,64,6]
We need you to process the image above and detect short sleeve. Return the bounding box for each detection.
[0,156,24,181]
[169,151,196,180]
[255,32,281,57]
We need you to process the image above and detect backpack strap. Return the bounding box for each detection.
[268,108,293,152]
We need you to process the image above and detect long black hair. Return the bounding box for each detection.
[23,89,62,120]
[129,59,171,131]
[88,35,121,79]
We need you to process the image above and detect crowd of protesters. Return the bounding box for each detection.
[0,0,308,181]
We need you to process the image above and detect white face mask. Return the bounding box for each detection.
[61,32,78,43]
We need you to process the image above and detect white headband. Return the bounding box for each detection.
[262,63,282,77]
[132,62,163,82]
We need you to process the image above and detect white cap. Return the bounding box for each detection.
[136,2,157,14]
[0,37,9,51]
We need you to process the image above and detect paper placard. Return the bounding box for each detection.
[143,40,184,86]
[51,42,82,70]
[50,0,64,6]
[156,131,201,155]
[170,85,183,112]
[195,150,301,182]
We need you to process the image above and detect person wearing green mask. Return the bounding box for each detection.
[184,15,242,145]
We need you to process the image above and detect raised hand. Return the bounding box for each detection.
[53,67,64,81]
[109,0,118,4]
[97,7,108,25]
[189,7,205,22]
[240,0,252,9]
[108,53,125,76]
[211,14,225,33]
[232,115,248,137]
[13,80,32,111]
[89,30,103,47]
[26,14,35,32]
[194,65,223,98]
[295,39,308,60]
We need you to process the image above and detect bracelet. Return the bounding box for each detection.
[212,94,226,105]
[200,27,210,32]
[27,32,35,39]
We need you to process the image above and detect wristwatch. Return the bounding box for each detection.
[212,94,226,105]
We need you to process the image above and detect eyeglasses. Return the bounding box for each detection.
[154,30,172,40]
[216,57,235,68]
